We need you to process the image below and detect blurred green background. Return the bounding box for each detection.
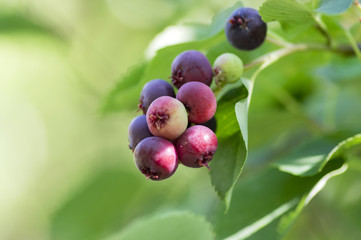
[1,0,360,239]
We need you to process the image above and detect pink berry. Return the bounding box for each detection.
[146,96,188,140]
[176,82,217,124]
[176,125,218,169]
[134,137,178,180]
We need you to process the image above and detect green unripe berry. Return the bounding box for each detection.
[213,53,243,87]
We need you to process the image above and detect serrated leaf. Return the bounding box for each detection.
[106,212,214,240]
[315,0,354,15]
[211,79,253,209]
[259,0,314,25]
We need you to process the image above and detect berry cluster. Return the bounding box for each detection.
[127,7,266,181]
[128,50,219,181]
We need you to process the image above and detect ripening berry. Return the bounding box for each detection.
[176,82,217,124]
[176,125,218,169]
[171,50,213,89]
[134,137,178,180]
[213,53,243,86]
[146,96,188,140]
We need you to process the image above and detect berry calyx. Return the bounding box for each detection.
[170,50,213,89]
[225,7,267,50]
[176,125,218,169]
[134,137,178,180]
[213,53,243,87]
[146,96,188,140]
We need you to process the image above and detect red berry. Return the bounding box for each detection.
[134,137,178,181]
[176,82,217,124]
[176,125,218,169]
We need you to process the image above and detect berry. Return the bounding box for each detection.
[200,117,217,133]
[146,96,188,140]
[134,137,178,180]
[139,79,175,114]
[128,115,153,151]
[176,82,217,124]
[176,125,218,169]
[213,53,243,86]
[225,7,267,50]
[170,50,213,89]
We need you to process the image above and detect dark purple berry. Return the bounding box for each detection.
[146,96,188,140]
[134,137,178,180]
[176,125,218,169]
[128,115,153,151]
[139,79,175,114]
[170,50,213,89]
[176,82,217,124]
[200,117,217,133]
[225,7,267,50]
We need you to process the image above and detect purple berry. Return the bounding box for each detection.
[134,137,178,180]
[176,125,218,169]
[146,96,188,140]
[225,7,267,50]
[128,115,153,151]
[139,79,175,114]
[170,50,213,89]
[176,82,217,124]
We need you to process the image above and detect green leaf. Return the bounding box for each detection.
[51,168,147,240]
[315,0,354,15]
[106,212,214,240]
[315,57,361,83]
[101,62,147,113]
[213,134,361,239]
[259,0,314,25]
[213,158,347,240]
[274,138,337,176]
[211,79,252,209]
[0,11,62,38]
[275,134,361,176]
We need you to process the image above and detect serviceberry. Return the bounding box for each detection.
[176,82,217,124]
[225,7,267,50]
[128,115,153,151]
[176,125,218,169]
[139,79,175,114]
[134,137,178,180]
[146,96,188,140]
[171,50,213,89]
